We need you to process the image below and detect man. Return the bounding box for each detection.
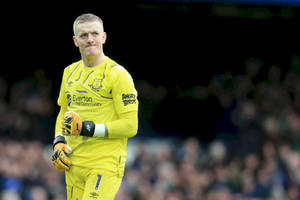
[51,13,138,200]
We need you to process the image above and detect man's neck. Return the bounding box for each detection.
[83,54,106,67]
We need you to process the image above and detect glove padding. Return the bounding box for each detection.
[62,111,83,136]
[52,142,72,171]
[62,111,95,137]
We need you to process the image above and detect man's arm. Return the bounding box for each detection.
[106,110,138,138]
[55,67,69,136]
[52,66,72,171]
[62,108,138,139]
[55,106,67,136]
[101,66,138,138]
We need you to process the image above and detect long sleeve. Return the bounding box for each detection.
[55,67,69,137]
[106,110,138,138]
[106,66,138,138]
[55,106,67,136]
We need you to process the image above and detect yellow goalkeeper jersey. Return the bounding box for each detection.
[56,57,138,175]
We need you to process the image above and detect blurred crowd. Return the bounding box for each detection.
[0,69,55,144]
[1,55,300,199]
[0,140,65,200]
[116,56,300,199]
[117,137,300,200]
[0,69,61,199]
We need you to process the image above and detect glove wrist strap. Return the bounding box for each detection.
[82,121,95,137]
[53,134,66,149]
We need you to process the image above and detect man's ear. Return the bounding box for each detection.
[102,32,107,44]
[73,35,79,47]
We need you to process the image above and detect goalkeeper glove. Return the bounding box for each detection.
[62,111,95,137]
[51,134,72,170]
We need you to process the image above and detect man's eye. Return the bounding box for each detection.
[79,33,88,39]
[92,32,99,37]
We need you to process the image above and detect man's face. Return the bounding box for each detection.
[73,21,106,57]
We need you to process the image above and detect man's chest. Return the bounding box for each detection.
[64,69,113,107]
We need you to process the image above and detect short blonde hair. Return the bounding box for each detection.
[73,13,104,35]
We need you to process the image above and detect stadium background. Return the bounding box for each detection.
[1,1,300,199]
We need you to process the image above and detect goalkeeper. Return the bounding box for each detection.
[51,13,138,200]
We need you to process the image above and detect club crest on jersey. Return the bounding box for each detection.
[88,78,102,92]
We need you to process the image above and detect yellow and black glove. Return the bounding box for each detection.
[62,111,95,137]
[51,134,72,170]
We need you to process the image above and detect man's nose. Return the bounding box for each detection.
[87,34,94,42]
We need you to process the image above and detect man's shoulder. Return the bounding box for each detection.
[64,60,82,73]
[106,58,128,75]
[111,65,126,74]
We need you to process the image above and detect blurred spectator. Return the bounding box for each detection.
[26,186,49,200]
